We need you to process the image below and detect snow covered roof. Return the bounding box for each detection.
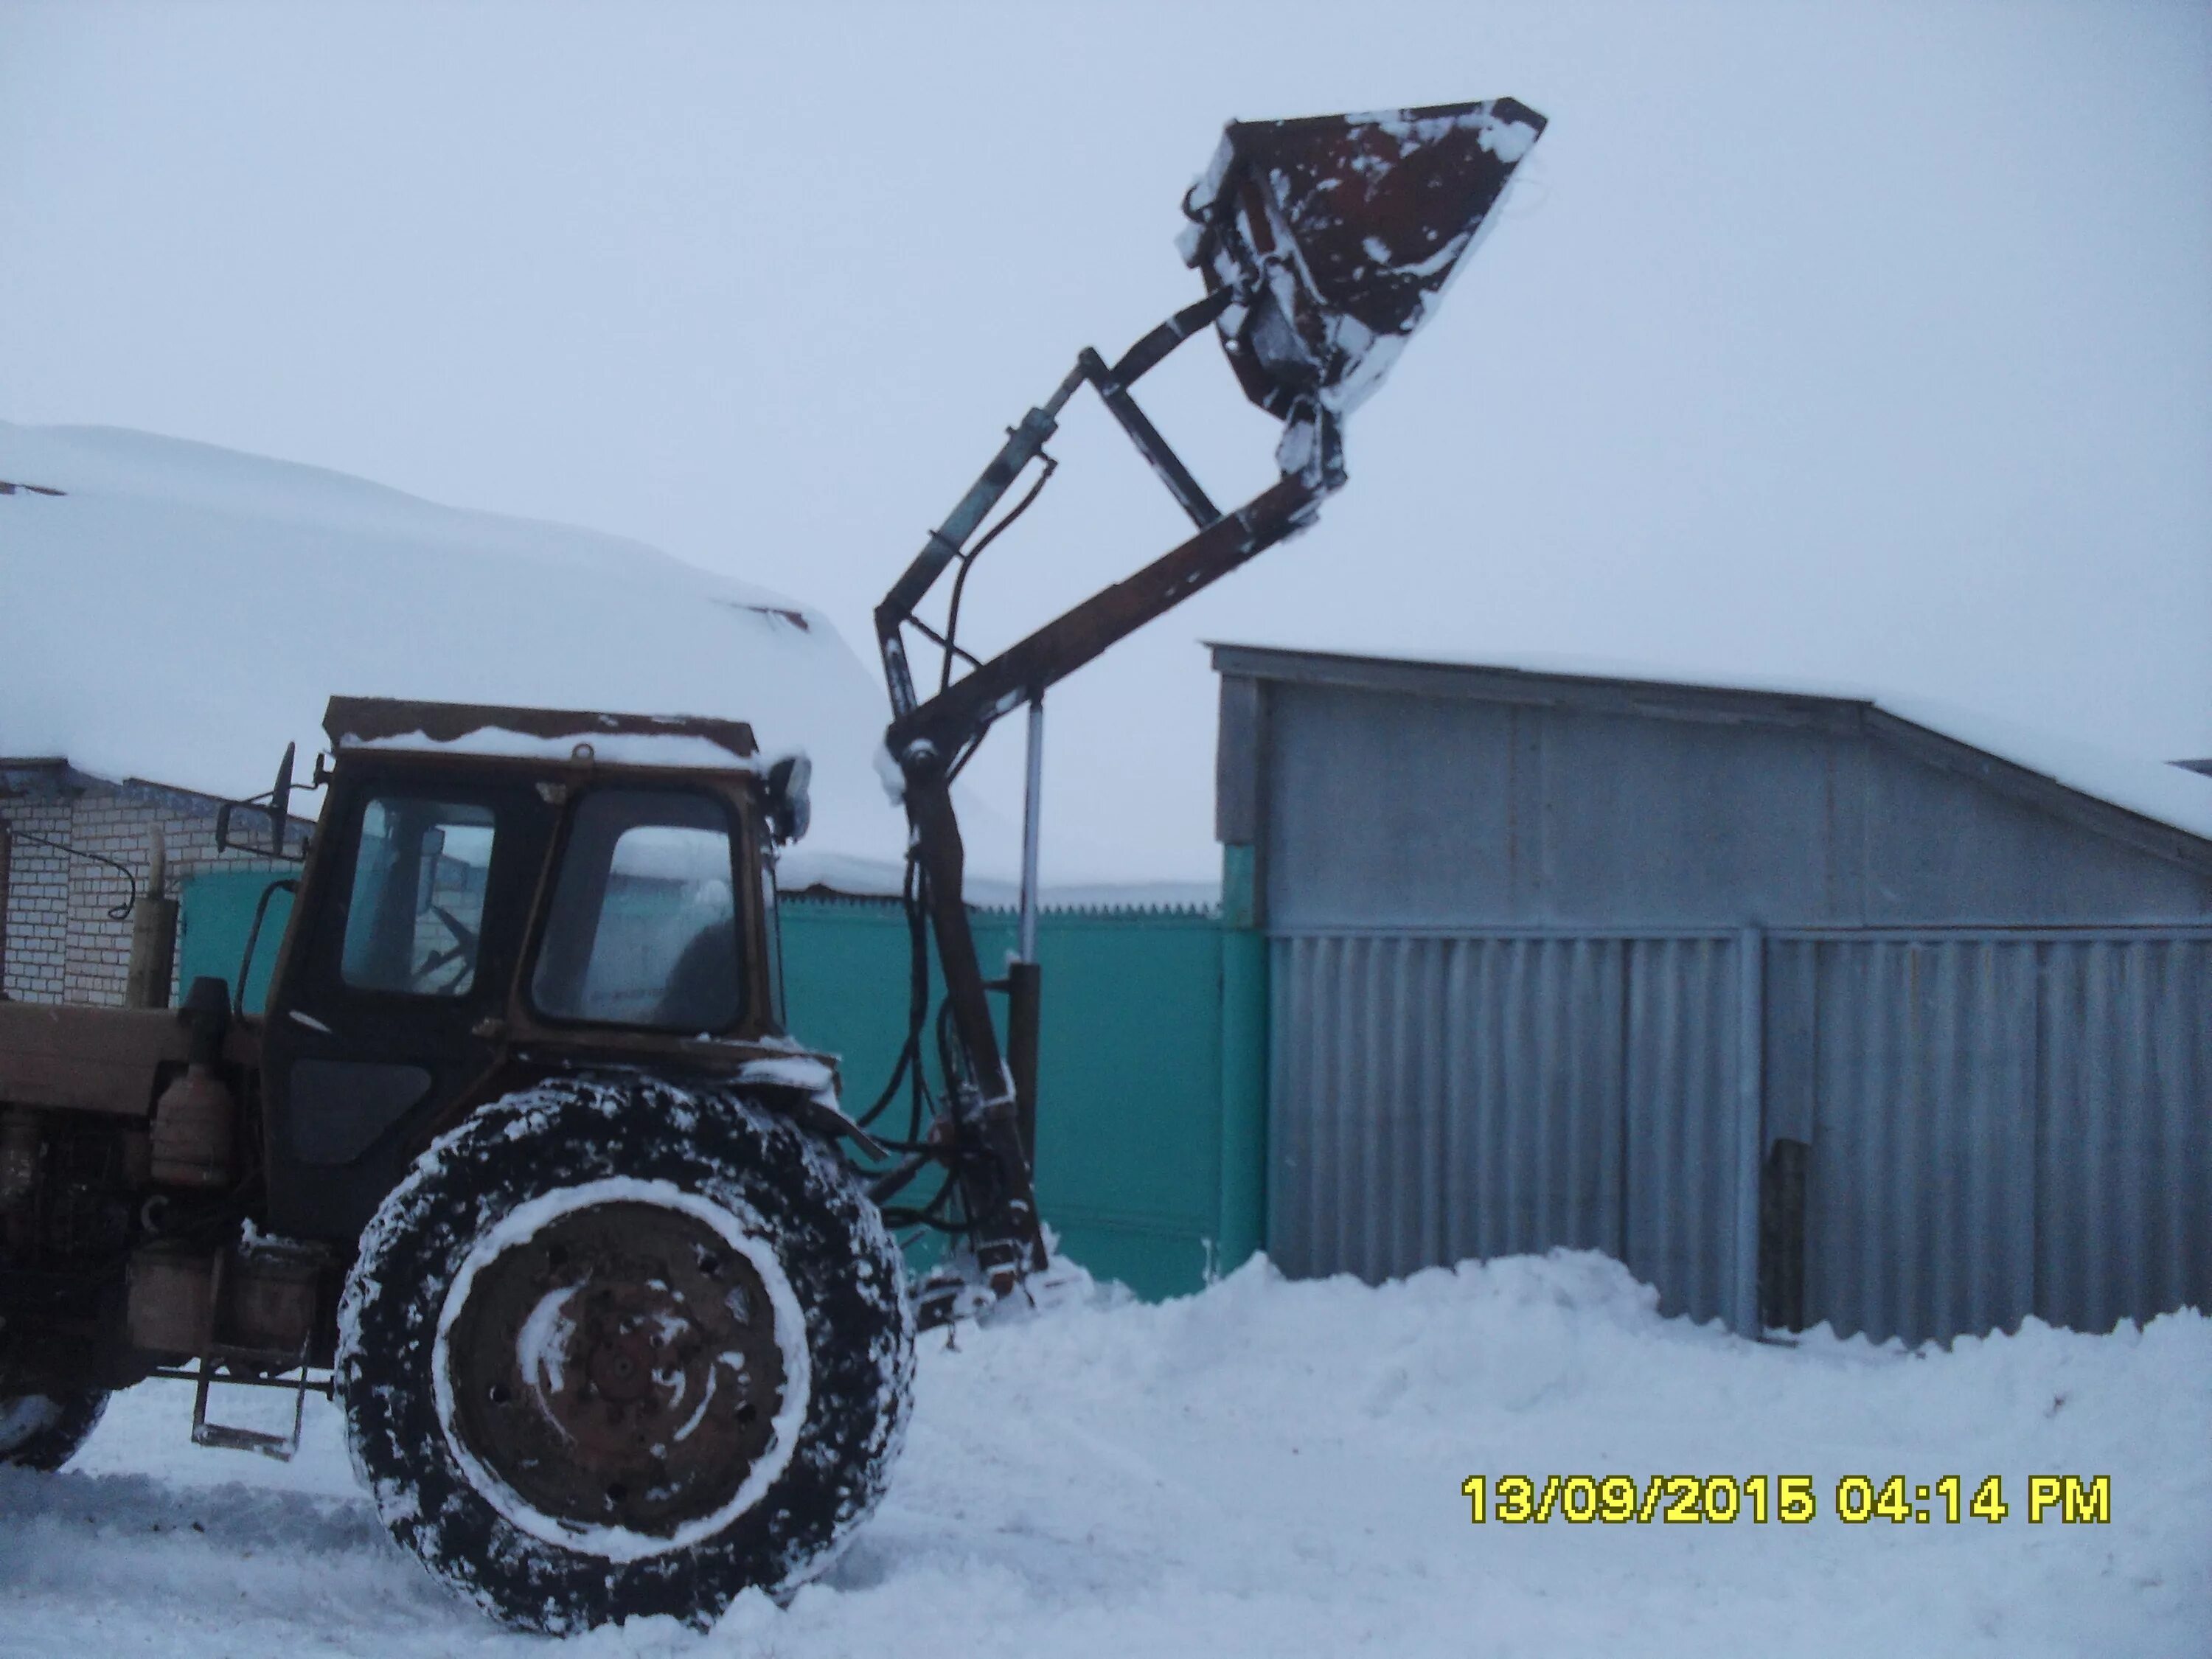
[1211,641,2212,846]
[0,421,1023,889]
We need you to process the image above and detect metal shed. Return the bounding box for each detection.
[1211,644,2212,1344]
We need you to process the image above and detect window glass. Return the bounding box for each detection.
[341,798,496,997]
[532,791,743,1030]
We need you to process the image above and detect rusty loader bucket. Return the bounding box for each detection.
[1183,98,1546,425]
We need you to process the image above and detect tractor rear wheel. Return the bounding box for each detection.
[338,1073,913,1632]
[0,1380,108,1472]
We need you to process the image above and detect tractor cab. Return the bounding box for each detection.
[240,697,818,1240]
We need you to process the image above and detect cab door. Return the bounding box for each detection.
[259,769,554,1240]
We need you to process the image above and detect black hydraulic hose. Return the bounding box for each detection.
[856,852,936,1130]
[937,453,1057,695]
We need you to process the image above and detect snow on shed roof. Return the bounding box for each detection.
[1211,641,2212,846]
[0,420,1020,886]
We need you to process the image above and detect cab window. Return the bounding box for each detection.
[340,798,497,997]
[531,790,744,1031]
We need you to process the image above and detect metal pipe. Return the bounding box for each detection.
[126,824,178,1010]
[1019,694,1044,963]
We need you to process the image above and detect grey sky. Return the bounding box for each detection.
[3,0,2206,880]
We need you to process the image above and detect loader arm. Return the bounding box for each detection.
[873,99,1546,1302]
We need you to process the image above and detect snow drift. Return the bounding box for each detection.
[3,1251,2204,1655]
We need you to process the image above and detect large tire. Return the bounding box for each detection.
[338,1072,914,1632]
[0,1383,108,1472]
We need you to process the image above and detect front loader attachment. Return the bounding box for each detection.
[869,100,1545,1320]
[1183,98,1546,424]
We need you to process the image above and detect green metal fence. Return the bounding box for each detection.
[178,868,294,1014]
[178,874,1265,1301]
[780,898,1265,1299]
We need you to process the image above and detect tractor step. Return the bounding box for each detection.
[186,1349,321,1461]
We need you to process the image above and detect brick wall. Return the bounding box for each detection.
[1,768,302,1007]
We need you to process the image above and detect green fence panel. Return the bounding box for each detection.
[779,899,1245,1301]
[178,869,296,1014]
[1023,910,1224,1298]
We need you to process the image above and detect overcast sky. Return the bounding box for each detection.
[3,0,2207,881]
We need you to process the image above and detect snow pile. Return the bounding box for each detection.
[4,1251,2204,1655]
[0,421,1022,889]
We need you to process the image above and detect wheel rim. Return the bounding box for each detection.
[435,1183,805,1555]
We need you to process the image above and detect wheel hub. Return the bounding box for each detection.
[444,1200,787,1537]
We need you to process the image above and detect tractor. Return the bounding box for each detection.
[0,100,1543,1630]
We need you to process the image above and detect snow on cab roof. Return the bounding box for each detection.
[325,697,762,771]
[1211,641,2212,846]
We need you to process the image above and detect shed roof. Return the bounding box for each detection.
[1210,641,2212,860]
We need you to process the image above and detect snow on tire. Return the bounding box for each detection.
[336,1071,914,1633]
[0,1385,108,1472]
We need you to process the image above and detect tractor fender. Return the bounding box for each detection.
[731,1055,886,1161]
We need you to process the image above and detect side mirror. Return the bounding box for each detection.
[215,742,303,860]
[270,741,294,840]
[764,754,812,846]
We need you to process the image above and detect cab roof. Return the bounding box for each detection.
[324,696,761,773]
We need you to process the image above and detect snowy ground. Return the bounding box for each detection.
[3,1252,2205,1657]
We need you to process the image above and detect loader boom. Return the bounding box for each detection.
[873,99,1546,1307]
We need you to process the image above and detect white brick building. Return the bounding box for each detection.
[0,760,302,1006]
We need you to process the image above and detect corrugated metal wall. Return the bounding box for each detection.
[1270,930,1751,1324]
[1787,931,2212,1344]
[1787,935,2042,1344]
[1270,925,2212,1344]
[1626,934,1749,1329]
[1272,933,1627,1286]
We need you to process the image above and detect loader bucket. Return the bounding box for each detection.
[1181,98,1545,420]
